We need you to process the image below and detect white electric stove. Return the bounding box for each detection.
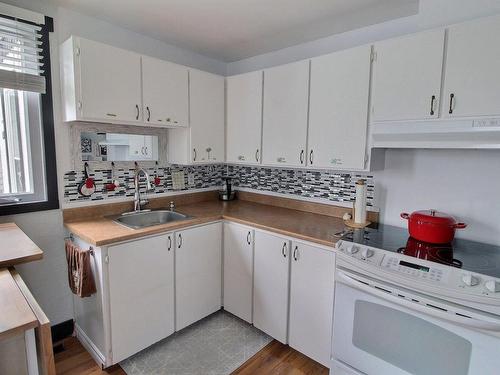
[331,225,500,375]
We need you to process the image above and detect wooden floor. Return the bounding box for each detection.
[55,337,126,375]
[55,337,329,375]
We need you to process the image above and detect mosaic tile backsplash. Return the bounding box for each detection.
[227,165,374,206]
[63,164,374,205]
[63,164,224,202]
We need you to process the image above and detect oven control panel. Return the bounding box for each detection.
[380,256,448,283]
[336,240,500,301]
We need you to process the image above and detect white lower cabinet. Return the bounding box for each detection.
[107,233,175,363]
[175,222,222,330]
[289,240,335,367]
[223,222,254,323]
[253,230,290,343]
[72,221,335,369]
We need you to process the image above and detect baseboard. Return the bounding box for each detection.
[74,323,106,368]
[51,319,74,343]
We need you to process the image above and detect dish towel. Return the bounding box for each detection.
[65,239,96,297]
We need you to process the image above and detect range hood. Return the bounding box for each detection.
[369,118,500,149]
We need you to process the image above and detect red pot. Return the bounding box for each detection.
[400,209,467,244]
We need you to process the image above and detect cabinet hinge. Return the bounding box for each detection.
[370,51,377,62]
[104,255,109,264]
[75,47,80,57]
[77,101,82,111]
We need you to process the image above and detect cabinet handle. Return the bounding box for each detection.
[430,95,436,116]
[146,106,151,122]
[293,246,298,261]
[135,104,140,120]
[141,146,144,155]
[282,242,287,258]
[309,150,314,164]
[300,150,304,164]
[178,233,182,248]
[168,236,172,251]
[448,93,455,114]
[106,113,117,117]
[246,231,251,245]
[255,149,259,162]
[193,148,197,161]
[144,146,148,155]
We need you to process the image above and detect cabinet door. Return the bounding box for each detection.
[253,231,290,343]
[127,135,148,160]
[223,222,254,323]
[78,38,142,123]
[190,69,225,163]
[289,241,335,367]
[107,233,174,363]
[262,61,309,167]
[142,56,188,127]
[175,222,222,330]
[308,46,371,170]
[372,29,445,121]
[226,71,263,164]
[444,15,500,118]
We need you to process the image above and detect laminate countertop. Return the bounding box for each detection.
[64,200,348,248]
[0,268,38,341]
[0,223,43,268]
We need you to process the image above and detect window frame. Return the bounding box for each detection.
[0,16,58,215]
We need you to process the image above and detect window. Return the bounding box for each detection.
[0,6,57,215]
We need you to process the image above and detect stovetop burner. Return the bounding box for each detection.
[340,224,500,278]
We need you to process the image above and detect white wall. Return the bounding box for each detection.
[375,149,500,245]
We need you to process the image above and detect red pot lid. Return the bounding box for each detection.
[410,209,457,226]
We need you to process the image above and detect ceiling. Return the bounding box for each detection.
[50,0,419,62]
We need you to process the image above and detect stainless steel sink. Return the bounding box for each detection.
[114,210,191,229]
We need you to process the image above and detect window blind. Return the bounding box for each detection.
[0,15,45,93]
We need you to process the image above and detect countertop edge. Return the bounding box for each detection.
[65,214,337,249]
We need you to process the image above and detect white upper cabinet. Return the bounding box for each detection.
[371,29,445,122]
[443,15,500,118]
[226,71,263,164]
[142,56,188,127]
[62,36,143,124]
[168,69,225,164]
[190,69,225,163]
[308,45,371,170]
[262,61,309,167]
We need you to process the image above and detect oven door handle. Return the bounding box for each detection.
[337,270,500,332]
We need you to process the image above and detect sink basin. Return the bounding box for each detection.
[114,210,191,229]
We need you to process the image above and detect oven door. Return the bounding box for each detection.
[333,269,500,375]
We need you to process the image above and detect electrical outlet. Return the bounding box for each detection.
[188,173,195,186]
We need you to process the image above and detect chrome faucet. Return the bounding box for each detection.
[134,168,153,212]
